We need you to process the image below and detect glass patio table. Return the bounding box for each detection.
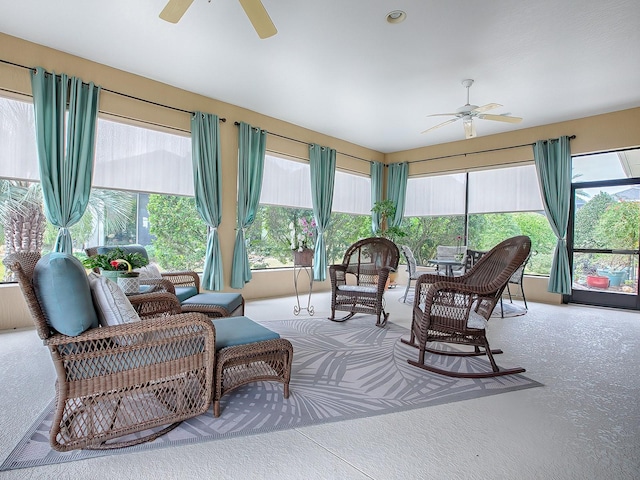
[427,258,464,276]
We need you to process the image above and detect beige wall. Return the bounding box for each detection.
[1,32,638,329]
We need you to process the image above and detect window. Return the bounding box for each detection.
[246,154,371,269]
[401,165,554,275]
[0,95,205,280]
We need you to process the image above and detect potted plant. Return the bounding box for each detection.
[371,200,407,287]
[371,200,407,244]
[290,217,316,266]
[82,247,148,292]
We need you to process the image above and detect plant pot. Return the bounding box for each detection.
[586,275,609,289]
[606,271,625,287]
[117,272,140,295]
[294,248,314,267]
[100,270,122,283]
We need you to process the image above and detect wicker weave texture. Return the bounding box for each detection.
[214,338,293,417]
[4,252,216,451]
[329,237,400,327]
[405,235,531,377]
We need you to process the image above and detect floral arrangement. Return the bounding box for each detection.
[455,235,464,261]
[82,247,148,273]
[289,217,317,251]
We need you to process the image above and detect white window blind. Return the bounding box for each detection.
[260,154,371,215]
[404,173,466,216]
[260,155,312,208]
[0,96,39,181]
[468,164,543,214]
[94,119,193,196]
[332,170,371,215]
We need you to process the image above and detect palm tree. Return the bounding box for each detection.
[1,180,135,279]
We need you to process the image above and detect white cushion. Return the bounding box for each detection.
[338,285,378,293]
[135,263,162,279]
[466,309,488,329]
[87,272,141,327]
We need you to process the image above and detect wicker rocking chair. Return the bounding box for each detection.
[329,237,400,327]
[4,252,216,452]
[401,235,531,378]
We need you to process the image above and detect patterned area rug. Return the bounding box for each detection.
[1,316,541,471]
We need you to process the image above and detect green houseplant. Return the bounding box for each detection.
[371,200,407,288]
[371,200,407,244]
[82,247,148,278]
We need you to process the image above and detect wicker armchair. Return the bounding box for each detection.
[85,245,245,318]
[84,245,200,296]
[4,252,216,452]
[401,236,531,378]
[329,237,400,327]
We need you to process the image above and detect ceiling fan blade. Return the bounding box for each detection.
[159,0,194,23]
[421,117,461,134]
[478,113,523,124]
[472,103,501,114]
[238,0,278,39]
[427,113,460,117]
[463,119,476,139]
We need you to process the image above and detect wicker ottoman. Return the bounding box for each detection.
[211,316,293,417]
[181,292,245,318]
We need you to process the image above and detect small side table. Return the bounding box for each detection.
[293,261,314,316]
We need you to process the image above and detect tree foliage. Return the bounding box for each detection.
[574,192,616,248]
[146,194,207,270]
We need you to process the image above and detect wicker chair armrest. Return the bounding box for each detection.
[161,271,200,291]
[139,278,176,295]
[127,291,182,318]
[44,312,214,347]
[329,264,348,284]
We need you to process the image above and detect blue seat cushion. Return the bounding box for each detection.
[175,286,198,302]
[33,253,99,336]
[181,292,243,312]
[211,316,280,351]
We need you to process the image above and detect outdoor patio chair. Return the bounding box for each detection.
[434,245,467,276]
[402,235,531,378]
[4,251,215,452]
[499,251,532,317]
[464,249,487,273]
[329,237,400,327]
[400,245,432,303]
[86,245,244,318]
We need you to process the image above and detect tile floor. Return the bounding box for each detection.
[0,288,638,479]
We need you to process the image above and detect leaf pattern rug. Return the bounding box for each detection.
[1,316,541,471]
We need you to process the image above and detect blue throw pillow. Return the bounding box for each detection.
[33,253,99,336]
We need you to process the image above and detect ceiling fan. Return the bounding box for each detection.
[159,0,277,39]
[422,79,522,139]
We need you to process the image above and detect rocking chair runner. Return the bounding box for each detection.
[401,235,531,378]
[328,237,400,327]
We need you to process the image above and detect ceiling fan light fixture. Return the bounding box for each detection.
[386,10,406,24]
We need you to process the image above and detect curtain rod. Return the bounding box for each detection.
[0,58,226,122]
[410,135,576,164]
[234,121,375,165]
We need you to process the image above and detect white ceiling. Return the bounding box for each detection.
[1,0,639,153]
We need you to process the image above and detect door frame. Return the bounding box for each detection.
[567,177,640,310]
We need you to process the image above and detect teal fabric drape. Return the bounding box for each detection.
[191,112,223,291]
[370,161,384,235]
[309,143,336,281]
[386,162,408,228]
[30,67,100,253]
[533,136,572,294]
[231,122,267,289]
